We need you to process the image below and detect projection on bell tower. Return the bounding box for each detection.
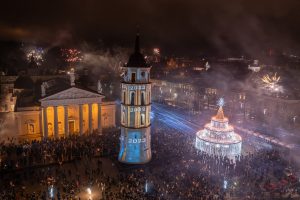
[118,33,152,164]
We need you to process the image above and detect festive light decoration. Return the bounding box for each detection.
[195,99,242,161]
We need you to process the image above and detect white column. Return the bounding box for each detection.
[54,106,58,139]
[79,104,83,136]
[43,107,48,139]
[98,103,102,134]
[64,105,69,137]
[39,109,43,136]
[88,103,93,134]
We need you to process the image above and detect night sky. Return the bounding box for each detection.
[1,0,300,55]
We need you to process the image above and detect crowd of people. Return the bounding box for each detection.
[0,120,299,199]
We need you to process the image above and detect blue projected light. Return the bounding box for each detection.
[223,180,228,189]
[150,111,155,122]
[118,127,151,164]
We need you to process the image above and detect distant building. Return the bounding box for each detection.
[248,60,262,72]
[0,75,18,112]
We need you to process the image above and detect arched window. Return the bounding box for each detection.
[27,123,35,134]
[141,71,145,77]
[48,123,53,135]
[148,112,150,123]
[130,92,135,105]
[131,73,136,83]
[123,91,126,103]
[148,91,151,102]
[141,114,145,126]
[141,92,145,105]
[124,70,128,81]
[58,122,63,133]
[122,111,125,124]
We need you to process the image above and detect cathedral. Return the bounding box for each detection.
[118,33,152,164]
[0,69,116,141]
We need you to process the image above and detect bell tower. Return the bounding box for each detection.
[118,32,152,164]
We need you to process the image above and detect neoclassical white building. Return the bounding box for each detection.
[39,86,114,138]
[2,74,117,141]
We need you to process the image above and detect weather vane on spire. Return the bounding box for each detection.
[217,98,225,107]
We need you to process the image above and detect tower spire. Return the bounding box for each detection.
[134,27,140,53]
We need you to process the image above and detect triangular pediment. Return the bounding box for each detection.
[40,87,104,102]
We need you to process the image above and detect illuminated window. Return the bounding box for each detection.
[141,114,145,125]
[48,123,53,135]
[130,92,135,105]
[123,91,126,103]
[58,122,63,133]
[124,70,128,79]
[131,73,136,83]
[141,92,145,105]
[122,111,125,124]
[27,123,35,134]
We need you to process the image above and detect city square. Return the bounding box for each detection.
[1,0,300,199]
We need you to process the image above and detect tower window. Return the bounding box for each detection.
[141,114,145,125]
[123,91,126,103]
[141,92,145,105]
[124,70,128,79]
[130,92,135,105]
[122,111,125,124]
[141,72,145,77]
[131,73,136,83]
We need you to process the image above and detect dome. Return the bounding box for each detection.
[14,75,34,89]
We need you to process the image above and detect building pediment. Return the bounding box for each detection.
[40,87,105,107]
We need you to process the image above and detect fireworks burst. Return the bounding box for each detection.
[153,48,160,55]
[61,48,83,64]
[25,47,44,66]
[261,72,282,92]
[261,73,280,85]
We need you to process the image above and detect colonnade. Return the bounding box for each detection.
[41,103,102,139]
